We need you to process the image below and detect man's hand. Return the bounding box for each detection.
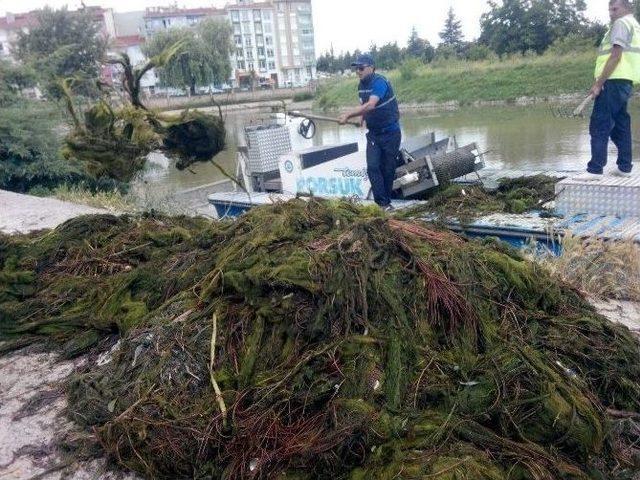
[337,113,349,125]
[589,81,604,98]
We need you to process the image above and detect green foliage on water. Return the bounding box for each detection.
[1,200,639,479]
[316,52,594,108]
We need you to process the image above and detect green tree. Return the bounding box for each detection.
[479,0,590,55]
[0,60,37,106]
[15,7,106,98]
[406,27,436,63]
[407,27,426,58]
[0,102,90,192]
[439,7,464,52]
[143,19,232,95]
[376,42,403,70]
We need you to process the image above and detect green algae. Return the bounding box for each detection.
[400,174,563,223]
[1,199,639,479]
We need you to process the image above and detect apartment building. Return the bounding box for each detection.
[143,7,227,37]
[227,1,279,88]
[1,0,316,90]
[272,0,316,87]
[140,0,316,89]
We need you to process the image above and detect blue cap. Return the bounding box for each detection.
[351,53,375,67]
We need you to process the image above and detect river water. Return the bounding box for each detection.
[138,104,639,199]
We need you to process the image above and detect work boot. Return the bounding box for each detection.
[573,172,602,182]
[382,205,395,213]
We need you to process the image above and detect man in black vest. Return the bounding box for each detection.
[338,53,401,211]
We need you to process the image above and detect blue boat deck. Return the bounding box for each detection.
[450,169,640,244]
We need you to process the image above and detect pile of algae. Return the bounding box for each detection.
[1,199,640,479]
[401,174,561,222]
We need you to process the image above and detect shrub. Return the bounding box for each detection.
[399,58,423,81]
[547,34,596,56]
[0,102,92,193]
[316,94,338,111]
[465,44,496,62]
[293,91,315,102]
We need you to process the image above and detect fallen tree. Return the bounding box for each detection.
[61,43,227,184]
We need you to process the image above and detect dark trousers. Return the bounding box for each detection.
[588,79,634,174]
[366,130,402,206]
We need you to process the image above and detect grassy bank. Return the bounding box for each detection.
[316,51,594,109]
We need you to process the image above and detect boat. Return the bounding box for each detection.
[208,115,640,248]
[209,116,484,213]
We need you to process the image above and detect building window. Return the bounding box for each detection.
[265,36,273,46]
[255,34,264,46]
[236,48,244,58]
[254,23,262,34]
[301,29,313,35]
[231,10,240,21]
[298,14,312,25]
[257,47,265,57]
[266,48,274,57]
[248,62,254,70]
[268,61,276,70]
[234,35,242,46]
[233,23,241,34]
[241,10,249,21]
[237,60,246,70]
[242,21,251,32]
[244,35,252,47]
[253,9,261,21]
[247,50,254,60]
[263,11,271,21]
[259,59,266,69]
[187,16,198,25]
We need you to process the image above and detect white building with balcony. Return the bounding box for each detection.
[272,0,316,87]
[227,2,280,88]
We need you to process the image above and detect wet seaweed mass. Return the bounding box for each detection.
[400,174,561,222]
[1,199,639,479]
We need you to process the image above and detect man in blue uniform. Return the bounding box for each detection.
[338,53,401,211]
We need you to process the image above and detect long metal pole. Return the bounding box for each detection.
[288,110,361,127]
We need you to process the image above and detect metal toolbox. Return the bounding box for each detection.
[244,124,292,174]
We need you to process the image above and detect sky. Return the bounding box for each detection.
[0,0,612,54]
